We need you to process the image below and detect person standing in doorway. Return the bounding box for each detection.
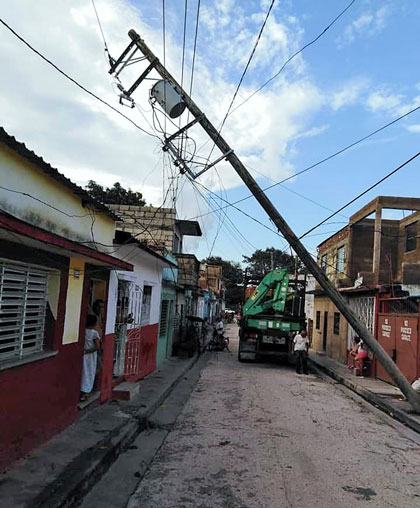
[293,329,309,375]
[80,314,101,401]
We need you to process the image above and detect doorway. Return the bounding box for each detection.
[322,311,328,351]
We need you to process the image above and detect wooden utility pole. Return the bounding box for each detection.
[127,29,420,411]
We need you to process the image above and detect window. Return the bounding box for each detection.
[141,285,152,325]
[321,254,327,273]
[315,311,321,330]
[336,246,345,273]
[0,261,48,362]
[159,300,169,338]
[405,222,417,252]
[333,312,340,335]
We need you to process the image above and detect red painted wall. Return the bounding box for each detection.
[99,332,115,402]
[0,271,87,472]
[125,323,158,382]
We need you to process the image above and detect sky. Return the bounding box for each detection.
[1,0,420,265]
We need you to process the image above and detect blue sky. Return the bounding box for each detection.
[1,0,419,265]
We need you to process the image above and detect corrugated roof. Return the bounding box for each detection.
[0,127,119,221]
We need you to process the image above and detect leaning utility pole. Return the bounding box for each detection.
[121,30,420,411]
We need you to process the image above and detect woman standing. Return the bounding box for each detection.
[80,314,100,401]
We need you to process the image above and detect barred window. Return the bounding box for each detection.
[336,246,345,273]
[333,312,340,335]
[0,261,48,362]
[321,254,327,273]
[141,285,152,325]
[159,300,169,338]
[405,222,417,252]
[315,311,321,330]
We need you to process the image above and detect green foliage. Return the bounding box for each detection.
[242,247,304,277]
[85,180,145,206]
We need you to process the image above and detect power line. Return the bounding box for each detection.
[229,0,357,116]
[0,17,161,140]
[187,103,420,221]
[247,165,349,219]
[299,150,420,240]
[188,179,257,257]
[189,177,257,255]
[204,0,276,166]
[91,0,111,59]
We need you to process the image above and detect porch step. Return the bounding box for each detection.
[112,382,140,401]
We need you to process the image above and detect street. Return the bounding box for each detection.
[77,324,420,508]
[123,324,420,508]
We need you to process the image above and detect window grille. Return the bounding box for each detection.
[321,254,327,273]
[336,246,345,273]
[141,285,152,325]
[315,311,321,330]
[405,222,417,252]
[159,300,169,338]
[0,261,48,361]
[333,312,340,334]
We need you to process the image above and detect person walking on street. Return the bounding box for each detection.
[293,329,309,375]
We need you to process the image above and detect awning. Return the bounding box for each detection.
[0,211,133,271]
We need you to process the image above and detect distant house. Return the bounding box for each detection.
[199,263,225,322]
[0,128,133,471]
[312,196,420,384]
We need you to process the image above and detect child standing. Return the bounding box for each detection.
[80,314,100,401]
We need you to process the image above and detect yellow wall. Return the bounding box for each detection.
[0,144,115,249]
[62,258,85,345]
[47,271,61,320]
[312,296,348,364]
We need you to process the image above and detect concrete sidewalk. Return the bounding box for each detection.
[309,351,420,434]
[0,354,201,508]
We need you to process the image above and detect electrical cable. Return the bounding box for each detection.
[204,0,276,166]
[0,17,161,140]
[91,0,112,63]
[188,178,256,255]
[246,165,349,219]
[0,185,92,218]
[299,150,420,240]
[229,0,357,116]
[185,103,420,221]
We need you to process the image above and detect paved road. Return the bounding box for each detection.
[127,324,420,508]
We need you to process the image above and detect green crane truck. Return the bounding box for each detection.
[238,269,306,362]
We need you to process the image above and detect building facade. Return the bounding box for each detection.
[0,128,132,471]
[312,196,420,382]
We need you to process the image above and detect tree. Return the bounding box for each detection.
[85,180,145,206]
[242,247,304,277]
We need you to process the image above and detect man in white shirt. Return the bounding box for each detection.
[293,329,309,375]
[215,317,224,335]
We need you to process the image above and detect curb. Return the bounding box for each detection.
[31,354,201,508]
[309,358,420,436]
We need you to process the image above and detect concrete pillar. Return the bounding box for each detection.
[372,205,382,284]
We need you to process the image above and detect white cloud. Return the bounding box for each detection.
[406,124,420,133]
[331,78,368,110]
[366,88,420,117]
[366,91,403,113]
[294,124,329,140]
[339,6,390,45]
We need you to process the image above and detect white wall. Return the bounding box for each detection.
[105,245,166,335]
